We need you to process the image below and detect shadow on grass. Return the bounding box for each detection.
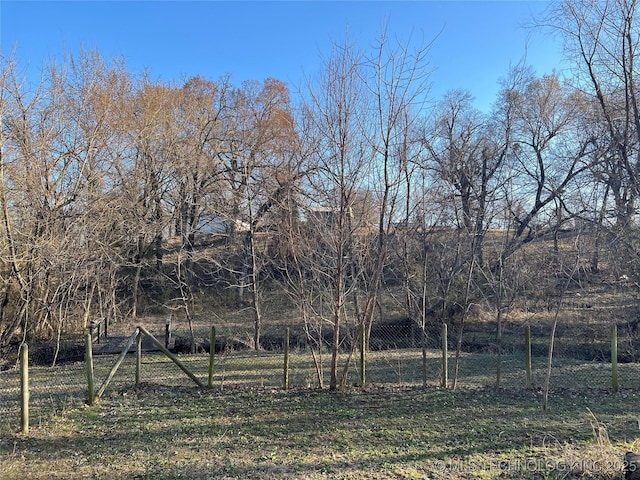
[1,385,636,479]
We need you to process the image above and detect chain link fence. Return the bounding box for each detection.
[2,314,640,436]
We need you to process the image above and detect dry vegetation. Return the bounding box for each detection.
[3,1,640,476]
[1,381,639,479]
[2,246,640,479]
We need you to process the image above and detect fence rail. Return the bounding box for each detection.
[2,322,639,436]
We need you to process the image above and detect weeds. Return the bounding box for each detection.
[587,407,611,447]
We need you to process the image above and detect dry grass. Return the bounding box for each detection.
[1,344,640,479]
[1,383,638,479]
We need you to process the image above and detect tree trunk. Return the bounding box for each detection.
[249,231,262,350]
[330,260,345,391]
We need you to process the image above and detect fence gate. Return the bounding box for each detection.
[86,326,204,404]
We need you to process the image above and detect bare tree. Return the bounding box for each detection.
[300,37,373,390]
[0,49,133,357]
[225,78,297,349]
[0,53,23,354]
[481,67,595,385]
[355,28,432,356]
[115,77,178,321]
[297,29,433,390]
[543,0,640,228]
[165,76,235,349]
[496,68,594,259]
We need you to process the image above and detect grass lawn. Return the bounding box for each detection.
[1,382,638,479]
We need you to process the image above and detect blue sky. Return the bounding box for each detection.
[1,1,564,113]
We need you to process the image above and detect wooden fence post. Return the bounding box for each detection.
[360,323,366,387]
[20,344,29,435]
[283,327,290,390]
[165,314,172,350]
[89,321,96,343]
[85,333,95,405]
[441,323,448,389]
[525,325,532,389]
[135,332,142,387]
[208,326,215,388]
[611,323,618,392]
